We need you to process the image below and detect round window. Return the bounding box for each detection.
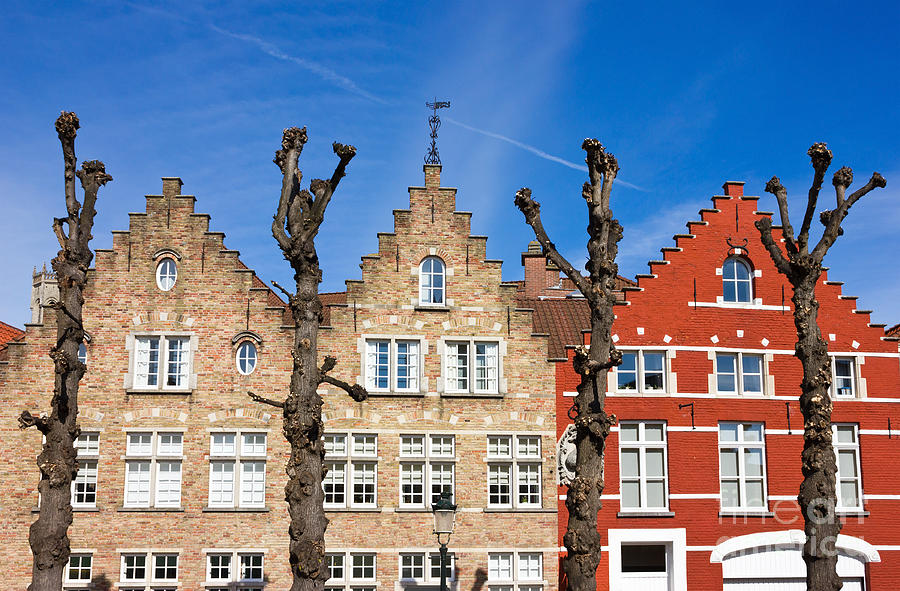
[236,341,258,375]
[156,258,177,291]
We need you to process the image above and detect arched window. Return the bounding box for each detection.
[156,258,177,291]
[419,257,445,306]
[236,341,258,375]
[723,258,752,303]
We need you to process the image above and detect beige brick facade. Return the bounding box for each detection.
[0,165,558,590]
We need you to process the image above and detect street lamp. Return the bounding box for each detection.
[431,490,457,591]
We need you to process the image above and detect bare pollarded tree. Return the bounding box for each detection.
[18,112,111,591]
[248,126,367,591]
[515,139,622,591]
[755,144,885,591]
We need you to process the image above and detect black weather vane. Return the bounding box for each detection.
[425,98,450,164]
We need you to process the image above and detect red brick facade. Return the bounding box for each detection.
[549,182,900,590]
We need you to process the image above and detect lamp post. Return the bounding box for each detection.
[431,490,457,591]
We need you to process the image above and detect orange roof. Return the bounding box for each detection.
[0,320,24,345]
[518,297,591,360]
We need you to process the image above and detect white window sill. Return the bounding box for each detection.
[117,506,184,512]
[126,388,193,395]
[202,506,270,512]
[441,391,503,399]
[617,510,675,518]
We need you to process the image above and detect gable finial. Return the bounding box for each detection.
[425,98,450,164]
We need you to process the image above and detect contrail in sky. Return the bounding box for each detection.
[209,25,388,105]
[445,117,646,191]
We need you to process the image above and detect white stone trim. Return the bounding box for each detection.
[608,528,687,591]
[709,530,880,563]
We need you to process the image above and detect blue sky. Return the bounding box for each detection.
[2,1,898,328]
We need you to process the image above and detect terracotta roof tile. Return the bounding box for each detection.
[0,320,24,345]
[887,323,900,338]
[518,297,590,360]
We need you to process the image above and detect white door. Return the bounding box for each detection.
[620,544,671,591]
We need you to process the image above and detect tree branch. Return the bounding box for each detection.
[271,280,295,300]
[832,166,852,207]
[514,188,591,297]
[301,142,357,244]
[765,176,798,257]
[18,410,51,433]
[55,111,80,218]
[812,170,886,262]
[319,355,337,376]
[52,217,69,250]
[321,375,367,402]
[74,160,112,250]
[798,143,833,254]
[272,126,307,251]
[247,390,284,409]
[754,217,792,275]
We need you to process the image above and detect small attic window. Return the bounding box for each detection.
[723,258,752,302]
[419,257,445,306]
[156,258,177,291]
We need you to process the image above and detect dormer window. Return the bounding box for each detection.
[156,258,177,291]
[723,258,752,303]
[419,257,445,306]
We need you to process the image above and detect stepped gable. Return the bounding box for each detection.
[340,164,514,310]
[615,180,896,358]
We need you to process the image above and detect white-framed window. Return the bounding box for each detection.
[326,552,377,591]
[488,552,543,591]
[132,335,192,391]
[208,431,267,509]
[723,257,752,303]
[616,350,666,393]
[205,551,265,590]
[831,356,857,398]
[486,435,542,509]
[64,554,92,588]
[419,256,445,306]
[236,341,258,375]
[833,424,863,510]
[364,338,421,392]
[719,423,767,511]
[72,431,99,509]
[444,339,500,394]
[398,551,456,585]
[324,433,378,508]
[619,422,668,511]
[120,552,179,589]
[156,258,177,291]
[77,342,88,365]
[399,434,455,508]
[124,431,183,509]
[715,352,764,395]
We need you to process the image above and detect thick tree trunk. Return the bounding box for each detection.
[792,274,842,591]
[755,144,885,591]
[284,262,330,591]
[516,140,622,591]
[252,127,365,591]
[20,112,109,591]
